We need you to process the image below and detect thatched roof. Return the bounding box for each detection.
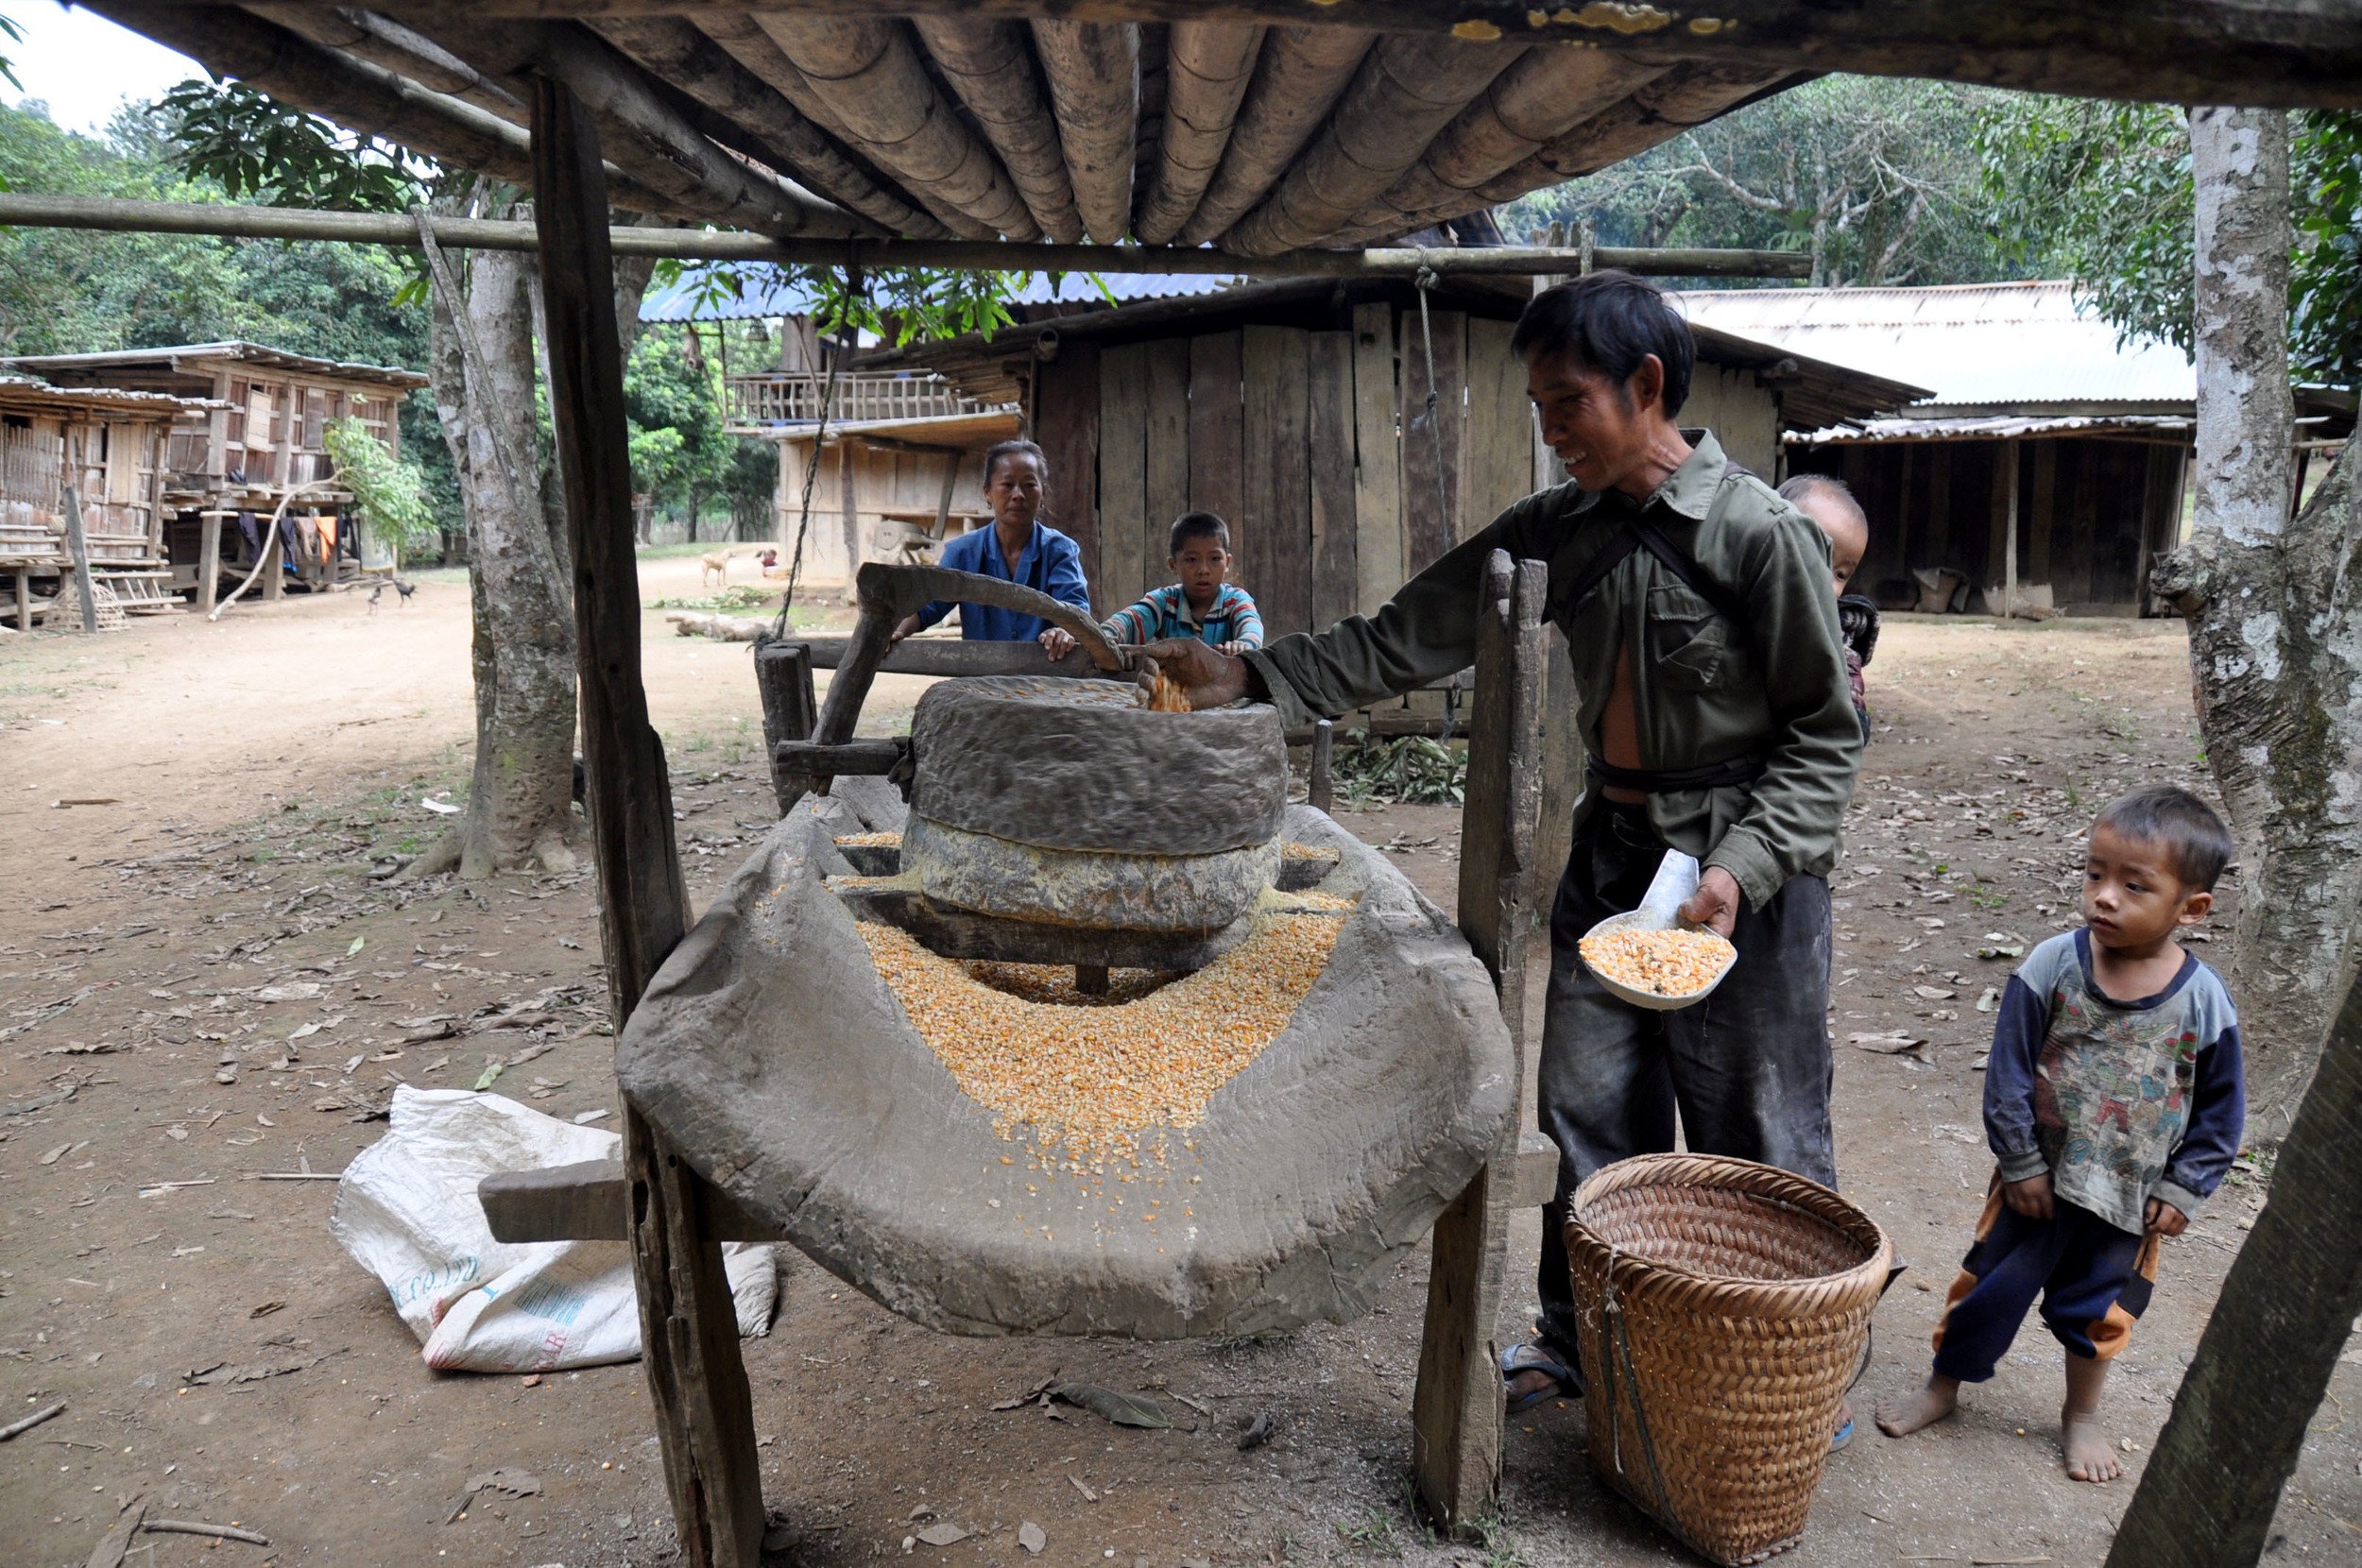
[90,5,1799,252]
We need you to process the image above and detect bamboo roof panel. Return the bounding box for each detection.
[84,5,1806,255]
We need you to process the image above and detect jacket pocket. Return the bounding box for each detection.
[1645,583,1732,690]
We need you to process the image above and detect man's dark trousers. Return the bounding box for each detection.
[1533,800,1836,1359]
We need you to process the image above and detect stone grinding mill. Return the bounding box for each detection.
[488,555,1556,1556]
[614,563,1522,1336]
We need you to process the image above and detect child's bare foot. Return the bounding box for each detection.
[2062,1407,2122,1482]
[1874,1375,1960,1438]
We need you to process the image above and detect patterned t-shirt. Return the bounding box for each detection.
[1983,929,2245,1236]
[1102,582,1263,649]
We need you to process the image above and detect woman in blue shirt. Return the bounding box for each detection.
[889,439,1092,648]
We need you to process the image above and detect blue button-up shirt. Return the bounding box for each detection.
[912,520,1093,640]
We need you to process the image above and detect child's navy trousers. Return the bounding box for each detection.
[1931,1179,2161,1381]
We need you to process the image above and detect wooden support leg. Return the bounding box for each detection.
[1309,717,1334,814]
[532,75,762,1568]
[1412,552,1549,1535]
[197,512,222,615]
[11,568,28,633]
[625,1103,768,1568]
[752,636,817,814]
[261,521,284,601]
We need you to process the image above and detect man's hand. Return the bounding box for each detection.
[1677,865,1744,938]
[2144,1197,2188,1237]
[888,613,920,646]
[1138,637,1251,708]
[2003,1172,2055,1221]
[1040,627,1076,659]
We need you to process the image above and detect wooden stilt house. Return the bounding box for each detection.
[0,376,221,629]
[0,342,428,609]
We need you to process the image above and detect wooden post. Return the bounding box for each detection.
[197,508,224,615]
[531,74,763,1568]
[753,635,818,814]
[60,485,99,634]
[1309,717,1334,814]
[1411,550,1548,1533]
[12,567,31,633]
[2000,440,2020,622]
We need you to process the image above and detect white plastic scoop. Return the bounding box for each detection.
[1578,849,1738,1011]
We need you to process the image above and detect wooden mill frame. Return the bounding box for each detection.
[488,80,1568,1562]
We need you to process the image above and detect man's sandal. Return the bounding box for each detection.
[1501,1342,1579,1414]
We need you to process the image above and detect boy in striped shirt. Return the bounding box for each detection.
[1055,512,1264,656]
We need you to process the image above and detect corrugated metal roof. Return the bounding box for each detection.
[0,375,226,418]
[1,341,428,390]
[1796,412,2196,445]
[639,265,1232,323]
[1669,281,2196,410]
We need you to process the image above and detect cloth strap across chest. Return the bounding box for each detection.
[1555,471,1768,795]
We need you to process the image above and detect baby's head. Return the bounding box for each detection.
[1778,473,1869,597]
[1169,512,1233,601]
[2082,786,2233,953]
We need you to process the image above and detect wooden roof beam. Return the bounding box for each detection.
[590,17,950,238]
[244,4,527,123]
[1344,48,1672,244]
[1133,21,1264,246]
[911,17,1084,245]
[1471,63,1797,208]
[1224,34,1525,258]
[0,190,1813,281]
[229,0,2362,112]
[419,18,871,238]
[82,2,676,212]
[749,15,1038,242]
[1176,25,1373,247]
[1031,20,1139,246]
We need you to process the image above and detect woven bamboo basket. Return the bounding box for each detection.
[1566,1153,1892,1566]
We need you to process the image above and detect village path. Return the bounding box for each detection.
[3,575,2359,1568]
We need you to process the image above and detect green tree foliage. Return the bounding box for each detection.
[625,324,731,530]
[1503,76,2024,289]
[1975,101,2362,388]
[155,78,429,212]
[324,413,435,556]
[0,102,257,350]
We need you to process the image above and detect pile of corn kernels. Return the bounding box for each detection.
[858,912,1346,1166]
[1578,926,1735,997]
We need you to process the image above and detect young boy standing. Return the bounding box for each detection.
[1876,785,2246,1482]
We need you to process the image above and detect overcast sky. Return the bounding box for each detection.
[5,1,204,136]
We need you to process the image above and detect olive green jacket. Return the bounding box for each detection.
[1243,431,1861,910]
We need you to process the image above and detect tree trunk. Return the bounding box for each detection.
[2103,956,2362,1566]
[427,234,580,878]
[415,192,659,880]
[2156,106,2362,1135]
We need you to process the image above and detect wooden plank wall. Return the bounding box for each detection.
[1058,306,1673,636]
[1034,339,1102,605]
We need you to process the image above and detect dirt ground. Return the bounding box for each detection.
[5,562,2360,1568]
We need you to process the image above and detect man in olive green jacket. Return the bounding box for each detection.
[1145,272,1863,1415]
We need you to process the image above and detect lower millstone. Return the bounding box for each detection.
[903,813,1280,931]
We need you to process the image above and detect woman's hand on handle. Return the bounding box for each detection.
[1138,638,1252,709]
[1040,627,1076,659]
[888,614,920,646]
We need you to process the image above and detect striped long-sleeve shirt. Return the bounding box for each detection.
[1103,583,1263,649]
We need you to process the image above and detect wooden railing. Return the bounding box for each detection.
[726,371,999,428]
